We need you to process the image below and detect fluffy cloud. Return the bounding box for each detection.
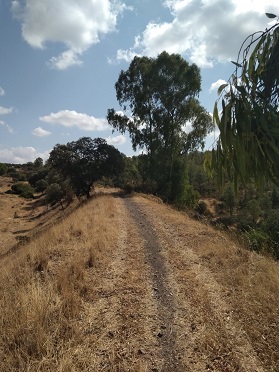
[0,106,13,115]
[0,87,5,96]
[32,127,51,137]
[116,0,279,67]
[106,134,126,146]
[0,146,50,164]
[40,110,108,131]
[11,0,127,69]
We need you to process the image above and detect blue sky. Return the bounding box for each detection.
[0,0,278,163]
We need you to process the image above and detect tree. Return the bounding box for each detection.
[107,51,212,200]
[45,183,65,205]
[222,184,236,216]
[33,157,44,168]
[206,14,279,188]
[48,137,125,198]
[0,163,8,176]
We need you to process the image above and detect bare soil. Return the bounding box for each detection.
[1,184,278,371]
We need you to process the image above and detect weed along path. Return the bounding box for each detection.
[1,189,278,371]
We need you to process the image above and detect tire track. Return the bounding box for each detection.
[124,196,182,372]
[131,195,265,371]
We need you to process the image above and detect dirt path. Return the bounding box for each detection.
[1,188,277,370]
[81,192,268,371]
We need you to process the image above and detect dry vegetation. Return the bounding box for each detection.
[0,193,118,370]
[0,187,278,371]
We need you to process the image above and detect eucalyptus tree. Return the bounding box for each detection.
[107,51,212,200]
[206,14,279,188]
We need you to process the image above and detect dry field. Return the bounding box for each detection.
[0,183,279,371]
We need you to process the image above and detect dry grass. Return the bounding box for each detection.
[1,190,279,370]
[133,195,279,370]
[0,194,118,371]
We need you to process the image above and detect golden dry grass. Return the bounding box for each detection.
[0,194,118,371]
[1,190,279,370]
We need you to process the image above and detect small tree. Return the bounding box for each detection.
[0,163,8,176]
[45,183,65,205]
[35,179,48,193]
[222,184,236,216]
[33,157,44,169]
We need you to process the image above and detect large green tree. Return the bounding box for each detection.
[48,137,125,198]
[107,51,212,200]
[206,15,279,188]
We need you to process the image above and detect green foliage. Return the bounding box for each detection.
[244,228,269,253]
[33,157,44,168]
[271,186,279,207]
[247,199,261,223]
[28,169,49,188]
[108,52,211,201]
[222,184,236,215]
[0,163,8,176]
[174,183,200,209]
[45,183,65,205]
[48,137,125,198]
[35,179,48,193]
[10,182,34,198]
[259,194,272,216]
[263,210,279,243]
[206,18,279,188]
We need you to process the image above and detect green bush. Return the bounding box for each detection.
[11,183,34,198]
[45,183,65,205]
[0,163,8,176]
[245,228,269,252]
[123,184,134,194]
[263,210,279,258]
[35,179,48,193]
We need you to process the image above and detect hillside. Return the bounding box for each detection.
[0,187,279,371]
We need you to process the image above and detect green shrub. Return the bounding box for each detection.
[45,183,65,205]
[35,179,48,193]
[11,183,34,198]
[263,210,279,258]
[123,184,134,194]
[0,163,8,176]
[245,228,269,252]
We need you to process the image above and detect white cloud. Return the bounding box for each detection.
[106,134,126,146]
[47,50,83,70]
[0,120,14,134]
[40,110,108,131]
[32,127,51,137]
[12,0,127,69]
[0,146,50,164]
[116,0,279,67]
[0,106,13,115]
[0,87,5,96]
[209,79,228,93]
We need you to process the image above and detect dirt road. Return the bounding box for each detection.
[1,188,278,371]
[82,192,274,371]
